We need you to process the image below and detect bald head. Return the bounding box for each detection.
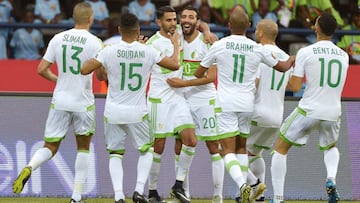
[256,19,278,41]
[229,6,249,34]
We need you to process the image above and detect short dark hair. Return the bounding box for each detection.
[317,13,337,36]
[156,6,176,19]
[182,5,199,20]
[120,13,139,31]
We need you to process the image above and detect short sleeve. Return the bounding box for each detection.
[293,48,306,77]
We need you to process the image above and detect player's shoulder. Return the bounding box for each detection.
[146,32,161,45]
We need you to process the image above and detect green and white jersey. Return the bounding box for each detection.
[43,28,103,112]
[182,32,216,106]
[252,44,291,128]
[95,40,163,124]
[294,40,349,121]
[200,35,278,112]
[146,31,184,103]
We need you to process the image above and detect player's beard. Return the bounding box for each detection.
[181,23,196,36]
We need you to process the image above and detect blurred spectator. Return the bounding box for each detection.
[290,0,344,29]
[34,0,62,24]
[171,0,205,11]
[128,0,156,26]
[210,0,246,25]
[86,0,109,26]
[289,0,343,43]
[0,0,14,59]
[100,17,122,94]
[250,0,278,30]
[10,8,44,59]
[337,9,360,64]
[198,1,226,38]
[103,17,122,45]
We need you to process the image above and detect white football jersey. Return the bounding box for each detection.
[95,40,164,124]
[252,44,291,127]
[200,35,278,112]
[294,40,349,121]
[43,28,103,112]
[146,31,185,103]
[182,32,216,106]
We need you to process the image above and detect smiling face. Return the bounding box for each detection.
[180,9,199,36]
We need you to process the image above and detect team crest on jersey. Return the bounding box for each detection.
[157,123,164,130]
[191,50,196,59]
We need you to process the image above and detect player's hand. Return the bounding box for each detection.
[203,31,218,45]
[289,55,295,67]
[138,35,148,43]
[167,77,187,87]
[168,32,181,46]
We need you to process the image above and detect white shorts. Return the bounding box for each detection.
[104,120,152,153]
[280,107,341,150]
[148,100,194,138]
[217,111,252,139]
[247,123,279,155]
[44,106,96,142]
[191,104,219,141]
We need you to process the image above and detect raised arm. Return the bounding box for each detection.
[157,32,181,71]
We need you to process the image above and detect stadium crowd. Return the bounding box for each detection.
[1,0,360,63]
[10,1,352,203]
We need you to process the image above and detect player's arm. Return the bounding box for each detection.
[194,65,209,78]
[167,65,217,87]
[37,59,57,82]
[273,55,295,72]
[160,32,181,71]
[199,21,218,44]
[286,75,303,93]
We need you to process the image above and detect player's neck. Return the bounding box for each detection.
[260,39,275,45]
[122,36,136,43]
[317,35,332,41]
[184,30,199,43]
[75,24,90,31]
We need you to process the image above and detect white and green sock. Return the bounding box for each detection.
[71,151,90,202]
[109,154,124,201]
[176,144,195,182]
[211,153,224,198]
[236,154,249,181]
[135,151,153,194]
[149,152,161,190]
[224,153,245,190]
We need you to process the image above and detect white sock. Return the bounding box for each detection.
[135,151,153,194]
[271,151,286,200]
[236,154,248,181]
[211,153,224,198]
[324,147,339,183]
[224,153,245,190]
[247,168,258,186]
[28,147,53,170]
[71,151,90,201]
[149,152,161,190]
[176,144,195,182]
[249,155,266,184]
[175,154,190,197]
[109,154,124,201]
